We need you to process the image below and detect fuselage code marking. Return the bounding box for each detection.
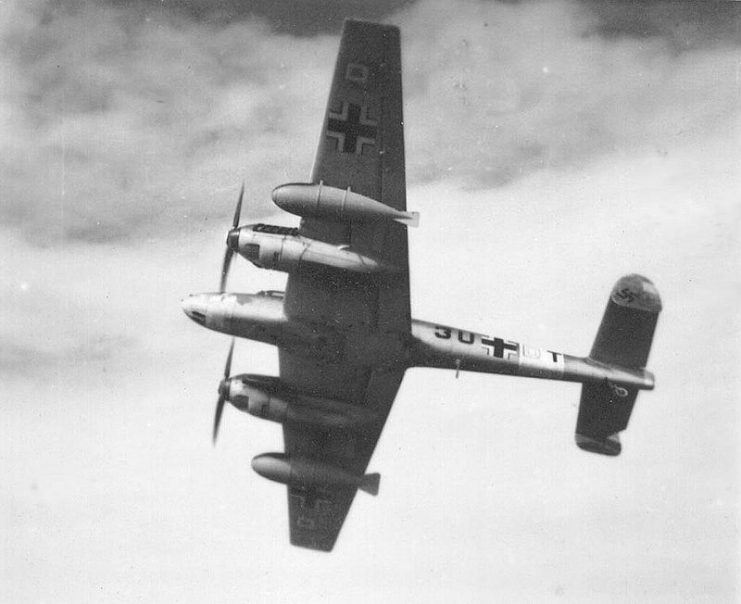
[433,326,562,364]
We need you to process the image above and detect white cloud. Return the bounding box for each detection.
[399,0,739,187]
[1,2,333,243]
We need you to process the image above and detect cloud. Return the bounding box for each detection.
[583,1,741,51]
[0,336,134,375]
[2,0,738,247]
[0,229,143,374]
[102,0,416,33]
[1,1,335,244]
[399,0,740,187]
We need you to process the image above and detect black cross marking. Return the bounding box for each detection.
[481,336,518,359]
[327,103,377,154]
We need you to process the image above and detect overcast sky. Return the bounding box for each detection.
[1,1,739,602]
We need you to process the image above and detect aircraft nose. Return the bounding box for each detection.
[226,228,240,252]
[181,294,208,325]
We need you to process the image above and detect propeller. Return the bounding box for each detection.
[220,183,245,292]
[213,338,235,444]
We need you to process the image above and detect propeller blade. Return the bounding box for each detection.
[213,340,235,445]
[232,183,244,229]
[224,338,234,378]
[213,393,226,444]
[219,184,244,293]
[219,248,233,293]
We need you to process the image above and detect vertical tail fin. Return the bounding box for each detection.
[590,274,662,368]
[575,275,662,455]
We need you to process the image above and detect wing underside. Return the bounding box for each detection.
[283,364,405,551]
[278,19,410,551]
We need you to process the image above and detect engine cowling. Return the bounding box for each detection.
[230,223,398,274]
[226,374,376,430]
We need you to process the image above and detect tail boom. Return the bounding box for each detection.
[409,320,654,390]
[409,274,660,456]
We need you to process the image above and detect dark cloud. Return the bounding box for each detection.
[584,1,741,51]
[103,0,416,33]
[1,0,738,247]
[1,1,335,245]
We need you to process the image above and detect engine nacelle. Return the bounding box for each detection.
[272,182,419,227]
[226,374,376,430]
[251,453,380,495]
[230,223,397,274]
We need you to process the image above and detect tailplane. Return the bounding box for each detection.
[575,275,662,455]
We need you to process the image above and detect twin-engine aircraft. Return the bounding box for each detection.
[183,20,661,552]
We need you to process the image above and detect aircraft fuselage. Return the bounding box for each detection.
[182,291,654,391]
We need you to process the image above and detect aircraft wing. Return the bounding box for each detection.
[278,19,410,551]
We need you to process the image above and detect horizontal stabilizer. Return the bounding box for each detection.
[360,472,380,496]
[576,383,638,456]
[575,432,622,456]
[575,275,661,455]
[393,211,420,228]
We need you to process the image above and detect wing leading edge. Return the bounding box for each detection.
[279,19,410,551]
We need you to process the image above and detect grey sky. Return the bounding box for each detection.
[1,0,738,602]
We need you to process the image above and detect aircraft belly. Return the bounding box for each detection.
[340,328,408,368]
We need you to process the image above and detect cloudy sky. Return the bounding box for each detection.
[1,0,739,601]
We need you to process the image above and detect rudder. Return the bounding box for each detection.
[590,274,661,368]
[575,275,662,455]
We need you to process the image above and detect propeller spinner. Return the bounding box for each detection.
[213,339,235,444]
[220,183,244,292]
